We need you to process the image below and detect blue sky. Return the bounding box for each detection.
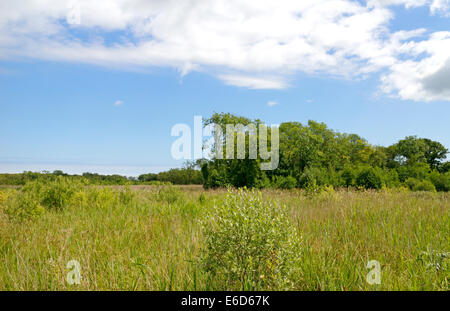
[0,1,449,176]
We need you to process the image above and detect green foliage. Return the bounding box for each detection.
[82,187,122,209]
[255,173,271,189]
[0,173,27,185]
[397,162,431,182]
[198,113,449,192]
[340,166,356,187]
[5,191,45,221]
[406,178,436,192]
[81,172,132,185]
[390,136,448,168]
[203,168,228,189]
[439,161,450,173]
[2,178,139,220]
[4,177,86,219]
[0,114,447,194]
[138,173,157,182]
[304,179,323,196]
[273,176,297,189]
[203,112,275,189]
[28,176,85,211]
[0,168,201,187]
[356,167,384,189]
[382,168,401,188]
[299,166,328,188]
[429,171,450,192]
[201,189,301,290]
[156,168,203,185]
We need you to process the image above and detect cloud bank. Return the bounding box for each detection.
[1,0,450,101]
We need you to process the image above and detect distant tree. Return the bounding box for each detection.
[394,136,428,165]
[390,136,447,168]
[422,138,448,169]
[138,173,157,182]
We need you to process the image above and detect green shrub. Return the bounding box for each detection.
[273,176,297,190]
[356,167,384,190]
[201,189,301,290]
[21,176,85,211]
[204,169,227,189]
[255,173,271,189]
[405,178,419,190]
[41,178,85,210]
[429,172,450,192]
[340,167,356,187]
[406,178,436,192]
[86,187,120,208]
[299,166,328,188]
[397,162,431,182]
[5,191,44,221]
[304,179,323,197]
[4,177,85,218]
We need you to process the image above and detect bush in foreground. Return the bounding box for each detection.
[201,188,302,290]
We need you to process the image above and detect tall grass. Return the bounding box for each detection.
[0,181,448,290]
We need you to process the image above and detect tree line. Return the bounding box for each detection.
[0,166,203,186]
[1,112,448,191]
[199,113,449,192]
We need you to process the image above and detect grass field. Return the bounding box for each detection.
[0,184,448,291]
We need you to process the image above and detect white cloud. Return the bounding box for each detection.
[114,100,123,106]
[430,0,450,16]
[219,74,288,90]
[367,0,449,13]
[0,0,449,101]
[381,31,450,101]
[267,101,278,107]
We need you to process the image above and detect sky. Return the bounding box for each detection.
[0,0,449,176]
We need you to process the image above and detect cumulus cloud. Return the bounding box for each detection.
[0,0,449,101]
[381,31,450,101]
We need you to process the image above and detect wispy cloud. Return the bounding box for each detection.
[218,74,288,90]
[267,101,278,107]
[114,100,123,107]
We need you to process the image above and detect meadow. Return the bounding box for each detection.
[0,181,448,291]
